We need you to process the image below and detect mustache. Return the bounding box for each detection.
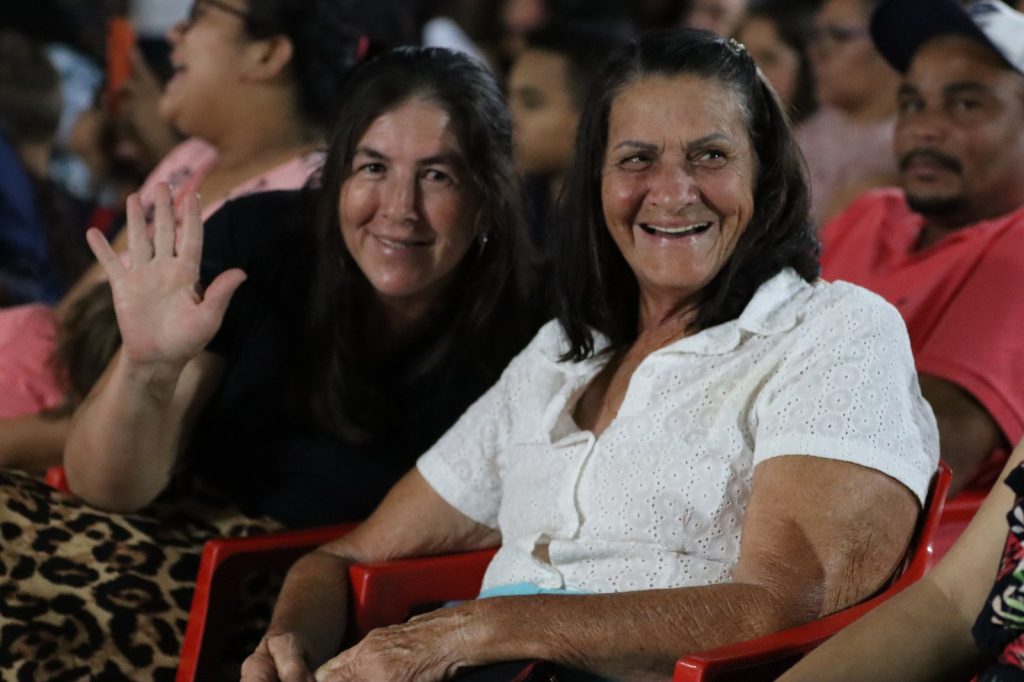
[899,148,963,174]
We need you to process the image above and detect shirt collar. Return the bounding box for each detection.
[542,268,814,366]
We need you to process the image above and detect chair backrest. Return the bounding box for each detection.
[672,460,952,682]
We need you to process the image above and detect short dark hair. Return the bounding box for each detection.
[523,21,634,108]
[555,28,819,361]
[305,47,538,440]
[244,0,416,131]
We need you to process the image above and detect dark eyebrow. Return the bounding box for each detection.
[944,81,990,97]
[898,83,919,97]
[353,147,462,167]
[611,140,659,152]
[686,132,731,148]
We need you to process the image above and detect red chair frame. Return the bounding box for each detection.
[176,463,950,682]
[672,460,951,681]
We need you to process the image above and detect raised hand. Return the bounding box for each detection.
[86,183,246,370]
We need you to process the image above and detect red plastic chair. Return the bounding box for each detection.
[177,463,950,682]
[932,487,986,567]
[672,461,952,681]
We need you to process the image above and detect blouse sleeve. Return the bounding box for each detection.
[417,325,551,528]
[752,283,939,504]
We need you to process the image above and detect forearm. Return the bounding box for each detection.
[461,581,806,680]
[0,413,69,472]
[64,352,187,511]
[266,548,353,668]
[782,577,983,681]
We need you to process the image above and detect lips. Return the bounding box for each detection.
[637,221,713,238]
[372,233,434,250]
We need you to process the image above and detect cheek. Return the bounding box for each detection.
[426,192,477,251]
[338,182,375,246]
[601,173,645,225]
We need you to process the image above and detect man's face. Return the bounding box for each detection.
[894,34,1024,226]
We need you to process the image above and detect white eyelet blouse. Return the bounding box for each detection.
[417,269,939,595]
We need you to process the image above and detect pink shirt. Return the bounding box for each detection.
[821,188,1024,488]
[0,138,323,419]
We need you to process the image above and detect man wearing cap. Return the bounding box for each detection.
[819,0,1024,496]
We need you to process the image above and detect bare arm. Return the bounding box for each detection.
[64,184,244,512]
[0,413,69,472]
[310,455,917,682]
[920,374,1003,496]
[240,468,500,682]
[781,442,1024,681]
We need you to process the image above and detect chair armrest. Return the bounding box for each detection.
[44,465,68,492]
[348,548,497,637]
[177,522,358,682]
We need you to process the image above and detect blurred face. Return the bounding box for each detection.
[809,0,892,112]
[686,0,748,37]
[507,48,580,176]
[160,0,255,134]
[738,17,800,109]
[601,75,756,308]
[895,35,1024,226]
[340,97,479,312]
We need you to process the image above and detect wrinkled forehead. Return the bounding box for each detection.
[907,33,1023,90]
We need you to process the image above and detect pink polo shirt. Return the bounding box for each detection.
[821,188,1024,488]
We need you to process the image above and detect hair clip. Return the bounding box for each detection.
[728,37,747,54]
[355,35,370,61]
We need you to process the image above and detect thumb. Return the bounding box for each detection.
[200,268,247,321]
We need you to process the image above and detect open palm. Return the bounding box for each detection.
[87,183,246,368]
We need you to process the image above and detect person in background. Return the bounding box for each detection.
[0,46,540,679]
[0,0,412,471]
[821,0,1024,496]
[0,30,93,306]
[506,20,632,252]
[736,0,818,124]
[243,29,936,682]
[684,0,749,36]
[796,0,900,226]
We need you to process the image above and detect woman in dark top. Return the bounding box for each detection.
[0,47,538,679]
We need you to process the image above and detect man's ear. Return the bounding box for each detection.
[244,35,294,81]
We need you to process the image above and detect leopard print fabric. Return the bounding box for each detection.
[0,469,282,681]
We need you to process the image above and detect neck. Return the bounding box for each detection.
[636,292,697,344]
[844,90,896,125]
[369,295,438,355]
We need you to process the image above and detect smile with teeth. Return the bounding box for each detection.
[638,221,713,237]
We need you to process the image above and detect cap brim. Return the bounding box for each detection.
[870,0,995,72]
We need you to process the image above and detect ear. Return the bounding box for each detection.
[243,35,294,82]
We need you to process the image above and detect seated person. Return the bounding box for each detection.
[0,47,540,678]
[821,0,1024,495]
[0,0,411,470]
[243,29,939,681]
[506,21,631,252]
[796,0,900,226]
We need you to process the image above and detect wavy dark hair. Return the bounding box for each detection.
[556,28,819,361]
[303,47,537,441]
[243,0,415,131]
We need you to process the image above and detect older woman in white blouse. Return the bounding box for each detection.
[243,30,938,682]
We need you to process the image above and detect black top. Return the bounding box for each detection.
[186,189,503,528]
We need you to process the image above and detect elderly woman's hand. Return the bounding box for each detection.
[240,633,316,682]
[314,604,481,682]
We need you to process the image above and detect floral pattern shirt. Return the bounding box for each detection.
[975,464,1024,680]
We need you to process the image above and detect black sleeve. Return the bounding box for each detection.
[200,189,310,356]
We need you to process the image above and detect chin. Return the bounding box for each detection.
[905,192,967,218]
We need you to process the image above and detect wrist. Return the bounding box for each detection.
[115,354,186,403]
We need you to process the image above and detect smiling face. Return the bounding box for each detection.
[160,0,255,135]
[339,97,479,315]
[601,74,756,313]
[895,35,1024,226]
[809,0,892,113]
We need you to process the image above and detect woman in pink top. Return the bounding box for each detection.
[0,0,413,470]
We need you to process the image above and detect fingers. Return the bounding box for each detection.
[265,634,317,682]
[179,192,204,268]
[201,268,246,323]
[126,188,154,265]
[85,228,123,279]
[153,183,177,258]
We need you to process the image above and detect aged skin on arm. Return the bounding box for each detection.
[246,455,918,682]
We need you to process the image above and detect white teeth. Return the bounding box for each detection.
[376,235,429,249]
[640,222,712,236]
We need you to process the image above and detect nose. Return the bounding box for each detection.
[380,173,418,225]
[647,163,700,211]
[900,103,948,146]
